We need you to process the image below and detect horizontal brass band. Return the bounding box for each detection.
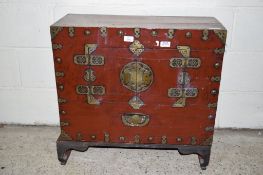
[76,85,105,95]
[122,113,150,127]
[168,88,198,98]
[170,57,201,68]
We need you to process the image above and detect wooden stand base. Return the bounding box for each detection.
[57,139,211,170]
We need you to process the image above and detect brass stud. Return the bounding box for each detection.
[214,62,221,69]
[202,29,209,41]
[60,110,66,115]
[161,136,167,144]
[58,98,66,104]
[211,89,218,95]
[151,30,158,36]
[104,132,110,142]
[91,135,96,140]
[58,84,64,91]
[190,137,197,145]
[77,133,82,141]
[100,27,107,37]
[134,135,140,144]
[60,121,69,127]
[68,27,74,37]
[185,32,192,38]
[56,57,62,63]
[119,136,125,141]
[205,126,214,132]
[84,30,91,35]
[148,136,153,142]
[176,137,182,142]
[208,115,215,120]
[117,30,124,36]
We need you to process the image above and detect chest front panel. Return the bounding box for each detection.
[52,26,225,145]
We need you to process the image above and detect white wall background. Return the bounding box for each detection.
[0,0,263,128]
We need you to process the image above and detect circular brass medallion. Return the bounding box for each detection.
[120,61,153,92]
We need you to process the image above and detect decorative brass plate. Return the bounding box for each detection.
[50,27,63,40]
[177,46,190,58]
[76,85,105,95]
[74,55,104,65]
[168,88,198,98]
[129,40,144,56]
[128,96,144,109]
[74,43,105,105]
[213,30,227,44]
[120,61,153,93]
[170,57,201,68]
[84,69,96,82]
[122,113,150,127]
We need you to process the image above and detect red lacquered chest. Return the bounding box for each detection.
[50,14,226,170]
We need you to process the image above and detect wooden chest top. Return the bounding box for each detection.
[51,14,226,146]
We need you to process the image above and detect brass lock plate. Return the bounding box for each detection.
[120,61,153,93]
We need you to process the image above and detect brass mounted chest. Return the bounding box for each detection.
[51,14,226,170]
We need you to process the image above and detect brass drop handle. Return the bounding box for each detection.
[122,113,150,127]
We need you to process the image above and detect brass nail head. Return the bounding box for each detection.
[185,32,192,38]
[214,62,221,68]
[85,30,91,35]
[211,89,218,95]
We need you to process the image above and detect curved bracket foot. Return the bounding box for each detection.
[57,140,89,165]
[178,146,211,170]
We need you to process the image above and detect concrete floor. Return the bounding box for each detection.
[0,126,262,175]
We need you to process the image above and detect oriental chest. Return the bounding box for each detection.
[50,14,226,170]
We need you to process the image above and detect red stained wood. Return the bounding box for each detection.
[51,25,225,145]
